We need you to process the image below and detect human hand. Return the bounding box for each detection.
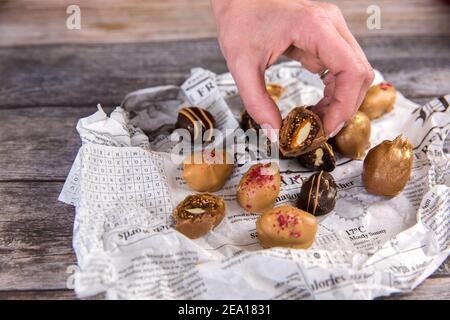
[210,0,374,136]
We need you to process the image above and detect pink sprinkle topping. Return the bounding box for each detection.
[277,214,287,227]
[290,232,301,238]
[379,82,392,90]
[245,164,275,187]
[286,215,299,225]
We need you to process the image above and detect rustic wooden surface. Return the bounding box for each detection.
[0,0,449,47]
[0,36,449,300]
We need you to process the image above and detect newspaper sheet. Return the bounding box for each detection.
[59,61,449,299]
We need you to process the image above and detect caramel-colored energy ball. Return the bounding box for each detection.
[173,193,226,239]
[237,163,281,214]
[279,107,326,157]
[256,205,318,249]
[333,111,371,159]
[359,82,396,119]
[363,135,413,196]
[266,84,285,101]
[182,149,234,192]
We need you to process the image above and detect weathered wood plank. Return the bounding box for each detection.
[0,182,76,290]
[0,0,448,47]
[0,36,448,108]
[0,290,77,300]
[2,278,450,300]
[0,290,103,300]
[0,106,114,181]
[382,277,450,300]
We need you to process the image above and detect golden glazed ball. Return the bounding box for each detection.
[256,205,318,249]
[363,135,413,196]
[359,82,396,119]
[333,111,371,159]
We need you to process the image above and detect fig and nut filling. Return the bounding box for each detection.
[177,194,220,220]
[282,114,319,150]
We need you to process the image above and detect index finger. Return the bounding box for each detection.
[298,23,368,136]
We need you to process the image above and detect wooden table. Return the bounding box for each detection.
[0,36,449,299]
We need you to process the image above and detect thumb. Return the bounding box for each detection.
[229,59,282,130]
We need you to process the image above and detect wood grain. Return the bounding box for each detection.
[1,277,448,299]
[0,36,449,109]
[0,182,76,290]
[0,0,449,47]
[0,106,113,181]
[0,290,103,300]
[382,277,450,300]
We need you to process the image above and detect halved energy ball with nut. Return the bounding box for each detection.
[297,142,336,172]
[279,107,326,157]
[173,193,226,239]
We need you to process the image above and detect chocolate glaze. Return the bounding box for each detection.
[175,106,216,143]
[297,142,336,172]
[297,171,337,216]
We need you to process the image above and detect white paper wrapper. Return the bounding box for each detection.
[59,62,449,299]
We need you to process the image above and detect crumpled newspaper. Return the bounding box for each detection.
[59,61,449,299]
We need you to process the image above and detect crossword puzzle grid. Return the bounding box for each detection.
[80,145,172,223]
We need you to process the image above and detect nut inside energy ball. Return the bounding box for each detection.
[297,142,336,172]
[173,193,226,239]
[279,107,326,157]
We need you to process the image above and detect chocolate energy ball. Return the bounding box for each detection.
[237,163,281,214]
[182,149,234,192]
[279,107,326,157]
[240,109,260,131]
[297,142,336,172]
[332,111,371,160]
[173,193,226,239]
[256,205,318,249]
[363,135,413,196]
[297,171,337,216]
[175,106,216,143]
[359,82,396,120]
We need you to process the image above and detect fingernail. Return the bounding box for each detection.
[330,122,345,138]
[261,123,279,142]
